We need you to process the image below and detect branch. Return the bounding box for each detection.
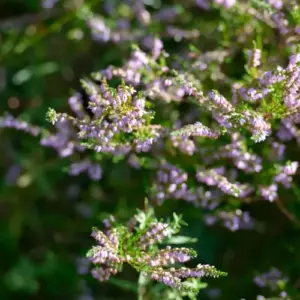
[275,198,300,227]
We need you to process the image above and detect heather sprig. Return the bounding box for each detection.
[254,268,288,291]
[171,122,221,139]
[68,159,102,181]
[87,205,226,295]
[254,267,291,299]
[0,114,42,137]
[196,168,252,198]
[45,79,160,156]
[204,209,254,232]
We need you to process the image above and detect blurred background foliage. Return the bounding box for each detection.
[0,0,300,299]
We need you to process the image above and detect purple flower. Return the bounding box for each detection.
[214,0,236,8]
[243,111,271,142]
[68,160,102,181]
[214,133,263,173]
[248,48,261,68]
[68,93,86,119]
[196,0,210,10]
[260,184,278,202]
[153,7,180,21]
[254,268,288,290]
[204,215,218,226]
[42,0,59,9]
[170,135,196,155]
[152,162,197,205]
[196,169,250,197]
[275,161,298,188]
[271,142,285,160]
[148,246,195,266]
[87,164,102,181]
[139,222,170,249]
[91,267,118,282]
[272,12,289,35]
[208,91,234,113]
[268,0,283,10]
[219,210,253,231]
[87,17,111,42]
[166,26,200,41]
[5,164,22,186]
[150,271,180,288]
[0,114,41,136]
[172,122,220,139]
[143,36,163,59]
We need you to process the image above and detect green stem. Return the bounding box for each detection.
[138,272,149,300]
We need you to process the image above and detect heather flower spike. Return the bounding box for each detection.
[0,114,41,136]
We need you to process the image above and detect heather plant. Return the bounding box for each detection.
[1,0,300,299]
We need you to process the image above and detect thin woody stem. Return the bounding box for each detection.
[276,198,300,227]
